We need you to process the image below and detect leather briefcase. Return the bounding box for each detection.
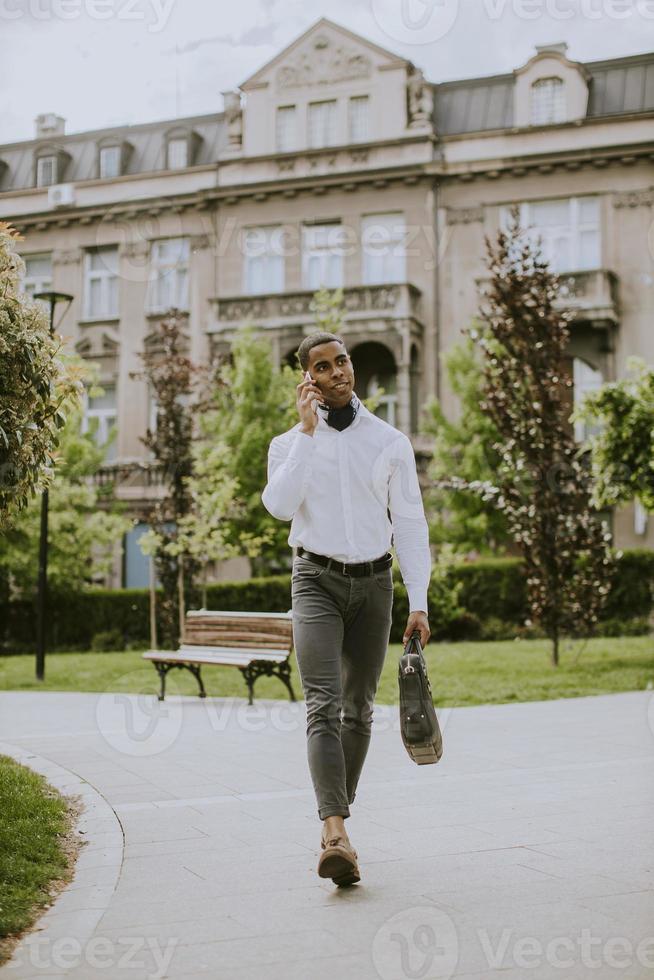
[398,629,443,765]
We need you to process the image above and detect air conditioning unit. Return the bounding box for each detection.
[48,183,75,208]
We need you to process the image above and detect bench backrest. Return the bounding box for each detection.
[182,610,293,651]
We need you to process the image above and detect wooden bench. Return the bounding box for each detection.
[142,609,297,705]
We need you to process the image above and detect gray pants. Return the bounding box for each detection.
[291,553,394,821]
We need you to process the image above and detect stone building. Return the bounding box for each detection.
[2,18,653,584]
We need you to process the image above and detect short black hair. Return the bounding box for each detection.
[296,332,346,371]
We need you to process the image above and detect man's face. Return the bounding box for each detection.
[306,341,355,408]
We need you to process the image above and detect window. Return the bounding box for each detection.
[124,522,151,588]
[36,155,57,187]
[84,247,119,319]
[369,372,397,427]
[99,146,121,179]
[276,106,297,152]
[505,197,601,273]
[308,100,337,149]
[573,358,603,443]
[302,223,345,290]
[634,499,648,536]
[21,253,52,299]
[361,213,407,284]
[167,138,188,169]
[82,385,118,462]
[531,77,566,125]
[147,238,190,313]
[243,226,285,294]
[348,96,369,143]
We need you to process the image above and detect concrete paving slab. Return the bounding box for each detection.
[0,689,652,979]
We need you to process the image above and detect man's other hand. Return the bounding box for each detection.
[402,611,430,648]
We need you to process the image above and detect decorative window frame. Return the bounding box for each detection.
[164,127,202,170]
[34,144,71,187]
[96,138,133,180]
[530,76,566,125]
[513,49,589,128]
[146,237,191,315]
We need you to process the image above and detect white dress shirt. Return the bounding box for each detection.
[261,399,431,613]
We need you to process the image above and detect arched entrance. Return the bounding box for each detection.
[350,342,398,427]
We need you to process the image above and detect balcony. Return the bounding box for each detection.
[208,283,425,434]
[554,269,619,328]
[476,269,619,330]
[209,283,423,335]
[89,461,167,510]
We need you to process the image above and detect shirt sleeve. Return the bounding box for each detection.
[387,435,431,614]
[261,431,316,522]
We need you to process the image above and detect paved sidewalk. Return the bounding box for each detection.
[0,687,653,980]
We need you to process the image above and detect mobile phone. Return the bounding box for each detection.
[304,371,319,413]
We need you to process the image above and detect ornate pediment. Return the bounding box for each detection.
[276,33,372,90]
[240,18,407,93]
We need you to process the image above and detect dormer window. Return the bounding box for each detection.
[164,128,201,170]
[167,137,188,169]
[99,145,121,179]
[308,100,337,149]
[36,155,58,187]
[276,106,297,153]
[530,77,566,125]
[348,96,369,143]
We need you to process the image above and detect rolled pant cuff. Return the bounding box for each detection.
[319,806,350,819]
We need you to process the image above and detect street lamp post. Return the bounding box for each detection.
[32,290,74,682]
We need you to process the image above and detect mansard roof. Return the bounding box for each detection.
[434,50,654,135]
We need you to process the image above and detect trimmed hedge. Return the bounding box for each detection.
[1,550,652,653]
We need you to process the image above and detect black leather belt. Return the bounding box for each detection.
[296,546,392,577]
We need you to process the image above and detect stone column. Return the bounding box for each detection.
[395,320,412,435]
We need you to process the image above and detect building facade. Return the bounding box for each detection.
[2,19,653,582]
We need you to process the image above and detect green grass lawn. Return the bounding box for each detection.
[0,756,75,963]
[1,636,652,706]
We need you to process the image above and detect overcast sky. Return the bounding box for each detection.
[2,0,653,144]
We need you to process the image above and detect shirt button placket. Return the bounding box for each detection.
[339,438,356,554]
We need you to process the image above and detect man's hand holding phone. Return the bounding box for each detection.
[296,371,322,436]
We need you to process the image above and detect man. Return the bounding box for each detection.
[261,331,431,887]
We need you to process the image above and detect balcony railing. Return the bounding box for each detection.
[209,283,423,333]
[554,269,619,326]
[476,268,619,328]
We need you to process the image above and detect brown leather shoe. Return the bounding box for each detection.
[317,834,361,886]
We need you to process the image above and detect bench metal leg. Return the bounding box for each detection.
[154,662,169,701]
[277,660,297,703]
[239,661,297,706]
[151,662,206,701]
[187,664,206,699]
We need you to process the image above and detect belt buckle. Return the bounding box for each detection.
[341,561,349,576]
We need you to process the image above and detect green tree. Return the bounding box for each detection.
[422,332,509,554]
[0,222,80,530]
[197,325,298,574]
[132,311,201,646]
[450,209,614,665]
[0,367,130,596]
[574,357,654,513]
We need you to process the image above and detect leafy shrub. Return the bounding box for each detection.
[90,629,125,652]
[1,550,651,652]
